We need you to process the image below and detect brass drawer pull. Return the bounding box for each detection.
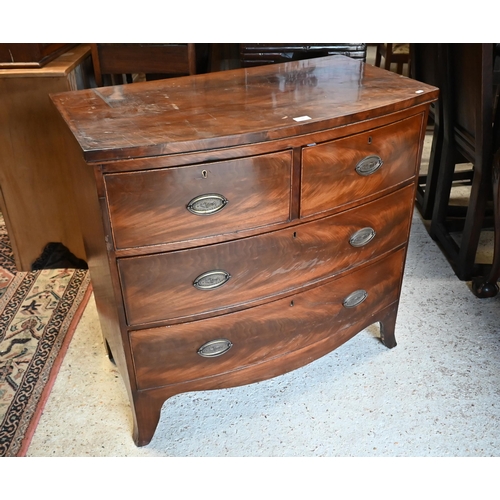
[355,155,383,176]
[187,193,228,216]
[193,270,231,290]
[343,289,368,308]
[349,227,376,247]
[198,339,233,358]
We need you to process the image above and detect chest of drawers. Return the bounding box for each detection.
[52,55,438,446]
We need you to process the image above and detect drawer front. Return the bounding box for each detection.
[300,114,423,217]
[105,150,292,250]
[130,248,406,390]
[119,185,414,326]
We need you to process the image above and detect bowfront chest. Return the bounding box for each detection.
[52,56,438,446]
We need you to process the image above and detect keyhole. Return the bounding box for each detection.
[202,170,208,178]
[290,300,294,307]
[293,231,297,238]
[368,136,372,145]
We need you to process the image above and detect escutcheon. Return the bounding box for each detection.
[343,289,368,308]
[355,155,383,176]
[349,227,376,247]
[197,339,233,358]
[193,270,231,290]
[187,193,228,215]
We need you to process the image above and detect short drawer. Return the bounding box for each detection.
[130,247,406,390]
[105,150,292,250]
[300,113,423,217]
[118,185,414,326]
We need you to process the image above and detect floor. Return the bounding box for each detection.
[25,208,500,457]
[24,46,500,459]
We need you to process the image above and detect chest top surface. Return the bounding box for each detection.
[51,55,438,163]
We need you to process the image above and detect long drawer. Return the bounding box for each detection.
[118,185,414,326]
[105,150,292,250]
[300,113,423,217]
[130,247,406,390]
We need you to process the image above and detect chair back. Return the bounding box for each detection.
[91,43,199,86]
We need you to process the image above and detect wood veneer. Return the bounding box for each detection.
[51,55,438,446]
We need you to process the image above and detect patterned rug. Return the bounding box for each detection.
[0,214,15,298]
[0,214,91,457]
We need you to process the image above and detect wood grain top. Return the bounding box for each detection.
[51,55,438,163]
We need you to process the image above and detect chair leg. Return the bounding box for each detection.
[455,162,489,280]
[472,149,500,297]
[429,134,474,278]
[416,116,443,219]
[187,43,196,75]
[384,47,392,71]
[90,43,103,87]
[375,44,382,67]
[430,137,457,239]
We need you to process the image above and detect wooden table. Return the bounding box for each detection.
[0,44,91,271]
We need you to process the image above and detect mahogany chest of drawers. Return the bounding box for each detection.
[52,55,438,446]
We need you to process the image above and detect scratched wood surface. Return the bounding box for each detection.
[51,55,438,162]
[53,55,437,446]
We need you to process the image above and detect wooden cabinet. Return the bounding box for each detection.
[0,45,91,271]
[51,55,438,446]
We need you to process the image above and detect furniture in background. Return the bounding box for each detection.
[472,149,500,297]
[239,44,366,67]
[410,43,443,219]
[0,43,75,68]
[375,43,410,75]
[410,43,475,223]
[90,43,210,86]
[0,44,90,271]
[428,44,498,283]
[470,44,500,297]
[410,43,500,296]
[208,44,241,72]
[52,55,437,446]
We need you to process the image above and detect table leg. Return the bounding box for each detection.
[472,148,500,298]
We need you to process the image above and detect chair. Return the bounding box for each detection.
[90,43,208,87]
[410,43,443,219]
[471,44,500,297]
[239,44,367,67]
[375,43,410,75]
[429,44,498,282]
[411,44,476,220]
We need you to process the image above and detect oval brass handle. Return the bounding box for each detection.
[198,339,233,358]
[355,155,383,176]
[349,227,376,247]
[193,270,231,290]
[343,289,368,308]
[187,193,228,216]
